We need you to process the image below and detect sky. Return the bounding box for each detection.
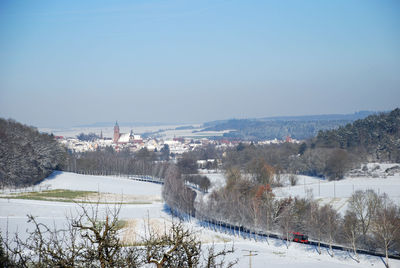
[0,0,399,128]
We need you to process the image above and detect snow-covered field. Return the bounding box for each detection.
[211,240,389,268]
[202,164,400,214]
[200,171,226,192]
[1,171,399,267]
[273,164,400,214]
[0,172,165,244]
[40,171,163,196]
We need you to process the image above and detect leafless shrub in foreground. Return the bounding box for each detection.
[3,201,236,268]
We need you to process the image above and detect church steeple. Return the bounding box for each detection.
[113,121,120,143]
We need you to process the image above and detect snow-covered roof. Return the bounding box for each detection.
[118,133,130,143]
[164,140,180,145]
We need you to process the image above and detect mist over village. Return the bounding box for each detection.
[1,1,400,268]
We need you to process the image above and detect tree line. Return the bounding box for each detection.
[222,142,357,180]
[314,108,400,162]
[0,118,66,187]
[76,132,100,141]
[202,118,367,140]
[164,165,400,267]
[65,147,169,178]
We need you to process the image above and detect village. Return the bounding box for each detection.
[56,121,301,158]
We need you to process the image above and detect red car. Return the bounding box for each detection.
[291,232,309,243]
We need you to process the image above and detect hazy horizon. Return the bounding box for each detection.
[1,0,399,128]
[4,109,387,129]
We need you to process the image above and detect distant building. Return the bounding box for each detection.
[113,121,142,144]
[113,121,120,143]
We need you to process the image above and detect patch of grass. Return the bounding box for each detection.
[0,189,154,204]
[214,235,232,243]
[272,251,286,257]
[4,189,96,202]
[31,189,95,199]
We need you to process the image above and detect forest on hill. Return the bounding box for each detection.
[0,118,66,187]
[221,108,400,180]
[202,111,376,140]
[315,108,400,162]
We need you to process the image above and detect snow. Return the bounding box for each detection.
[40,171,162,196]
[118,133,131,143]
[203,172,226,192]
[270,163,400,214]
[0,172,165,243]
[212,240,392,268]
[273,173,400,214]
[153,219,400,268]
[1,171,400,267]
[200,167,400,215]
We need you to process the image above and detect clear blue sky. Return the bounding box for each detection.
[1,0,399,127]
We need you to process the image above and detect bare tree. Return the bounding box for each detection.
[225,167,242,190]
[277,198,295,249]
[320,204,340,257]
[246,158,275,185]
[5,202,141,267]
[4,200,237,268]
[263,191,275,241]
[162,164,182,210]
[70,203,124,268]
[162,164,197,217]
[204,244,237,268]
[342,211,360,262]
[143,219,237,268]
[324,148,351,180]
[348,190,379,249]
[143,221,201,268]
[288,174,298,186]
[6,215,83,267]
[308,201,324,254]
[371,194,400,268]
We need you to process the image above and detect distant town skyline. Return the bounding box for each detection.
[1,0,399,128]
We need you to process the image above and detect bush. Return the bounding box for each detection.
[289,174,298,186]
[2,201,237,268]
[185,175,211,192]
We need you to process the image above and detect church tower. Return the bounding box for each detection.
[113,121,120,143]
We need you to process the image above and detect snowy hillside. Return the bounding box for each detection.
[1,172,400,267]
[40,171,162,196]
[202,164,400,215]
[273,164,400,214]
